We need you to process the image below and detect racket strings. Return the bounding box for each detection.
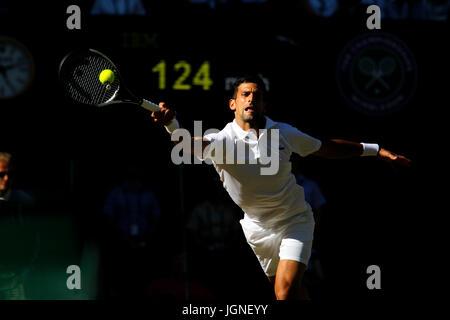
[62,52,119,106]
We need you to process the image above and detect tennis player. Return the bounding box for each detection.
[151,75,411,300]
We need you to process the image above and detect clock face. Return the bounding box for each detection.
[0,37,34,99]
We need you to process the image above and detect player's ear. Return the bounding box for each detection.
[229,99,236,111]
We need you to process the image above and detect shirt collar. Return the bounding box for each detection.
[232,116,277,141]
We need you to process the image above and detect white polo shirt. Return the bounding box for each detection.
[201,116,322,226]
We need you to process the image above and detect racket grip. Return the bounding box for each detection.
[165,118,180,133]
[141,99,161,112]
[141,98,179,132]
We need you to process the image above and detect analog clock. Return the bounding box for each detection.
[0,37,35,99]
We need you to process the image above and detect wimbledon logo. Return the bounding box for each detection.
[336,32,418,116]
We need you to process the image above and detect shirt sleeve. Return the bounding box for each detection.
[196,130,227,163]
[282,123,322,157]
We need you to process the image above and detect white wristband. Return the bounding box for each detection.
[165,118,180,134]
[361,143,380,156]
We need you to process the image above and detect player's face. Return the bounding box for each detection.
[0,161,11,194]
[230,82,265,124]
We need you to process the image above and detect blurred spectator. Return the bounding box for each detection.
[299,0,448,20]
[291,154,326,298]
[186,176,242,299]
[147,251,214,301]
[0,153,33,206]
[306,0,340,17]
[291,154,326,227]
[294,173,327,227]
[187,183,241,254]
[90,0,147,15]
[187,0,268,7]
[0,152,39,300]
[360,0,449,21]
[101,163,161,297]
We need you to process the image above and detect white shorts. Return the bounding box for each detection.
[240,210,315,277]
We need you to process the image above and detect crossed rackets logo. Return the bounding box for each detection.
[358,56,396,91]
[337,33,417,116]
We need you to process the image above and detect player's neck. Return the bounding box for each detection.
[236,116,266,137]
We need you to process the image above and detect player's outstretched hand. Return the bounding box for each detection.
[151,102,176,126]
[378,148,412,169]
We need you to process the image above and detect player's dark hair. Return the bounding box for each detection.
[231,75,267,99]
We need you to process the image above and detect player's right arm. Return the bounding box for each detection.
[151,102,211,155]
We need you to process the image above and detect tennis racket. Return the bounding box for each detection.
[58,48,178,130]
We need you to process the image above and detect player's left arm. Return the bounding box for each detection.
[312,139,412,168]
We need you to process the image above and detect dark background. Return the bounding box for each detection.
[0,0,447,306]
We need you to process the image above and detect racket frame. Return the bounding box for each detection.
[59,48,176,125]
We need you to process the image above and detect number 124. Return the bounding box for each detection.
[151,60,213,91]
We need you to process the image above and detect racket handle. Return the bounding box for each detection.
[141,98,180,133]
[165,118,180,133]
[141,99,161,112]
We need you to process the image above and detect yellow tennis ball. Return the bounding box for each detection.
[99,69,115,85]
